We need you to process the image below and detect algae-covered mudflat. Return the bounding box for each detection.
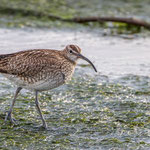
[0,0,150,35]
[0,0,150,150]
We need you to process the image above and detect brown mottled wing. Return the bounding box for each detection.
[0,53,13,73]
[0,50,63,79]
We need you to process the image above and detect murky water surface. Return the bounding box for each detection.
[0,28,150,150]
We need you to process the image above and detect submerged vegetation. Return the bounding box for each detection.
[0,0,150,34]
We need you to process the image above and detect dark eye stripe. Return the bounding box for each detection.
[66,45,81,53]
[70,45,80,53]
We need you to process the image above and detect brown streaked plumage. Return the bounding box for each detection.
[0,44,97,129]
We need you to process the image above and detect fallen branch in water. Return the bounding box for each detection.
[0,6,150,29]
[65,17,150,29]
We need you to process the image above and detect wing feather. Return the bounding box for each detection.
[0,49,63,78]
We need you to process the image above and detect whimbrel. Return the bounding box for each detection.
[0,45,97,129]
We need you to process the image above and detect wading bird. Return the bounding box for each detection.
[0,45,97,129]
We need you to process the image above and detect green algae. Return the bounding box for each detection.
[0,74,150,150]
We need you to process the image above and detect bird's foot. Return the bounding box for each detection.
[34,123,48,130]
[4,112,17,125]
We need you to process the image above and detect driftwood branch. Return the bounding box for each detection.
[66,17,150,29]
[1,6,150,29]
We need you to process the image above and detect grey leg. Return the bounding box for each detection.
[35,91,47,129]
[5,87,22,124]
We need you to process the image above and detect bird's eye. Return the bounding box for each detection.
[69,50,73,53]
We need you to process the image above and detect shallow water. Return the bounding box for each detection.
[0,28,150,150]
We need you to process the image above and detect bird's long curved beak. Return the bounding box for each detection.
[77,53,97,72]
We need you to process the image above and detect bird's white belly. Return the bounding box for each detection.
[3,74,65,91]
[28,78,65,91]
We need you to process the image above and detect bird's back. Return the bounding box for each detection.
[0,49,75,91]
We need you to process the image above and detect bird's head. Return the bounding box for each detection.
[63,45,97,72]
